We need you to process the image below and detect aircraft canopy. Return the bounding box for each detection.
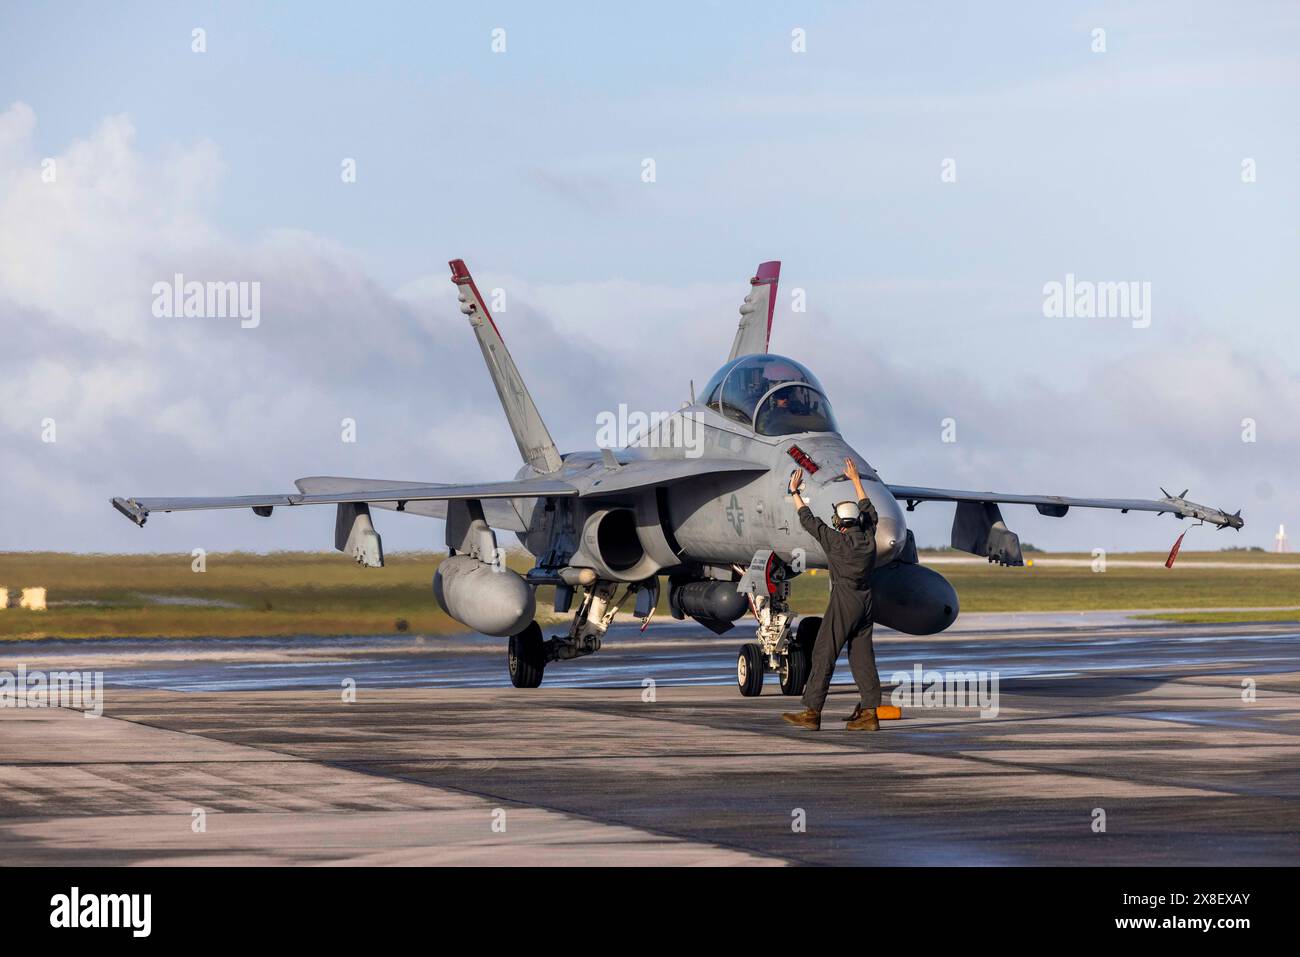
[700,354,838,435]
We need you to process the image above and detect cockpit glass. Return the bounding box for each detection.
[701,354,827,427]
[754,384,838,436]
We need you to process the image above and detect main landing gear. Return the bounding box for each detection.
[506,578,654,689]
[507,622,546,688]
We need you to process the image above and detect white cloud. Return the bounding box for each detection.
[0,103,1288,554]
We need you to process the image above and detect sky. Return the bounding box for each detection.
[0,0,1296,555]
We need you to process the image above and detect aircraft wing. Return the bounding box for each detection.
[884,482,1242,566]
[111,458,771,527]
[110,476,579,527]
[884,484,1244,529]
[294,476,530,530]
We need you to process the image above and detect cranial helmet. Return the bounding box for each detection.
[832,500,862,530]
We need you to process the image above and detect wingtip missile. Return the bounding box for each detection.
[1162,498,1242,566]
[1158,490,1244,530]
[111,496,149,527]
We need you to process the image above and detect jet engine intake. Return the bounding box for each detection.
[576,507,663,581]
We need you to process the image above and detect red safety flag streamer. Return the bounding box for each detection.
[1165,530,1188,568]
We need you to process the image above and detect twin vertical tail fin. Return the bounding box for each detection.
[727,260,781,361]
[449,259,563,474]
[450,258,783,470]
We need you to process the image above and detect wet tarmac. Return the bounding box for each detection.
[3,616,1299,694]
[2,615,1297,865]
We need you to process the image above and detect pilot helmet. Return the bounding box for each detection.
[832,500,862,529]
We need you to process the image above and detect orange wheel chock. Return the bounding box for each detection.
[876,705,902,720]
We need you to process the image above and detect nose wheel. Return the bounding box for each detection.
[779,615,820,696]
[736,642,767,696]
[779,642,811,696]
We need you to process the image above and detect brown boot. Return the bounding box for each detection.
[781,708,821,730]
[844,705,880,731]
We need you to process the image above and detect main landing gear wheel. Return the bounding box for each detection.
[737,642,766,697]
[508,622,545,688]
[780,615,821,697]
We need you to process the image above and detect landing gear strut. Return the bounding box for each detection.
[505,578,647,688]
[544,580,625,663]
[734,551,814,697]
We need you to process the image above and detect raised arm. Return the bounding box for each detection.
[789,468,837,551]
[844,458,878,531]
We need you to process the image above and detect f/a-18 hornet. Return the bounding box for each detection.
[113,259,1244,695]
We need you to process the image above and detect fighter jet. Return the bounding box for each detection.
[112,259,1244,695]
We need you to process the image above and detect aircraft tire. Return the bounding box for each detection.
[508,622,546,688]
[779,642,811,696]
[736,642,766,697]
[795,615,823,651]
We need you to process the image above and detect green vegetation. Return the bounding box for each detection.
[0,550,1296,640]
[1136,609,1300,624]
[0,551,473,639]
[789,554,1300,614]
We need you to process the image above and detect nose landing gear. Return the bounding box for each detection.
[736,616,818,698]
[734,550,817,697]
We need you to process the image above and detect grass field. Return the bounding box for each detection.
[899,554,1300,613]
[0,550,1297,639]
[1135,609,1300,624]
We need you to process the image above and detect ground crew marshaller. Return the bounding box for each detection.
[782,457,881,731]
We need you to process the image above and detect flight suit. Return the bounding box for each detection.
[798,497,880,713]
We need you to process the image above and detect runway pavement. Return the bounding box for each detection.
[1,615,1297,865]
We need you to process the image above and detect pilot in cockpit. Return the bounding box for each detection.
[700,354,839,437]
